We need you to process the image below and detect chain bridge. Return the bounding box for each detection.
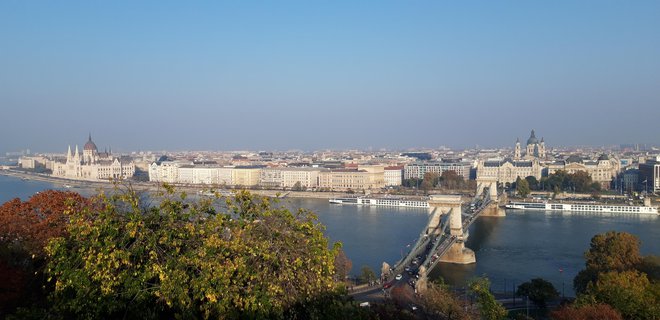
[384,177,506,293]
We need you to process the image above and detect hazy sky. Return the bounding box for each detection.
[1,1,659,153]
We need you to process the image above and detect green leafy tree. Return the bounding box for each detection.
[516,278,559,308]
[359,265,377,285]
[45,187,343,319]
[637,255,660,282]
[402,178,422,189]
[468,277,506,320]
[570,171,593,193]
[524,176,539,190]
[516,177,531,198]
[291,181,304,191]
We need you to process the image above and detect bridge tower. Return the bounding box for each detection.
[428,195,476,264]
[476,177,506,217]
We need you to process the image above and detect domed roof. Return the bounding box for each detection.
[526,130,538,145]
[84,134,98,151]
[598,154,610,161]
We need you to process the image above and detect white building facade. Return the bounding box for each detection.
[52,135,135,181]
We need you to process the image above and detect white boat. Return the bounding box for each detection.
[329,197,429,208]
[505,203,526,210]
[506,201,658,215]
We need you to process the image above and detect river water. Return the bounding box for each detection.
[1,174,658,296]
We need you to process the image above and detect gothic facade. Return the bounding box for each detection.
[52,134,135,181]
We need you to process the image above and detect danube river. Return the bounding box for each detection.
[1,174,658,296]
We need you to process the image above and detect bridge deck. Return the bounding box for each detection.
[390,190,495,278]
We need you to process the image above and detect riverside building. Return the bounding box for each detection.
[547,154,620,190]
[476,130,545,184]
[51,135,135,181]
[403,160,471,180]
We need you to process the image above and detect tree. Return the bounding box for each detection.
[45,187,342,319]
[420,282,469,320]
[439,170,464,190]
[0,190,89,255]
[574,231,642,294]
[516,177,530,198]
[584,231,641,273]
[0,190,90,315]
[359,265,377,285]
[525,176,539,191]
[581,270,659,320]
[468,277,507,320]
[333,248,352,283]
[291,181,304,191]
[421,172,440,193]
[551,303,623,320]
[573,268,598,296]
[637,255,660,282]
[570,171,593,193]
[516,278,559,308]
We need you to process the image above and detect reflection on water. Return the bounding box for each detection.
[466,216,503,251]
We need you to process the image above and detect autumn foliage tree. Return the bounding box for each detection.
[551,303,623,320]
[333,248,352,283]
[44,187,348,319]
[574,231,642,294]
[0,190,89,316]
[571,231,660,320]
[420,281,469,320]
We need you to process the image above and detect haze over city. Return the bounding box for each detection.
[2,1,659,153]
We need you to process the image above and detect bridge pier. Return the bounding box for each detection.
[438,241,476,264]
[476,177,506,217]
[428,195,476,264]
[481,202,506,217]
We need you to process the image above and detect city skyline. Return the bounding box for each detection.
[2,1,660,153]
[3,130,659,155]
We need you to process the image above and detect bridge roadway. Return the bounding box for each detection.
[374,190,496,306]
[388,192,492,279]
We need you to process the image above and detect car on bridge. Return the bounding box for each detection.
[395,274,402,281]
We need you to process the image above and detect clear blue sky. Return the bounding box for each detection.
[1,1,659,153]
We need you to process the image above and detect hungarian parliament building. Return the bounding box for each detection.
[49,134,135,181]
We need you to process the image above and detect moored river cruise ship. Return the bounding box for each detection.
[329,197,430,208]
[505,201,658,215]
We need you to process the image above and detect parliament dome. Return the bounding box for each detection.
[84,134,98,151]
